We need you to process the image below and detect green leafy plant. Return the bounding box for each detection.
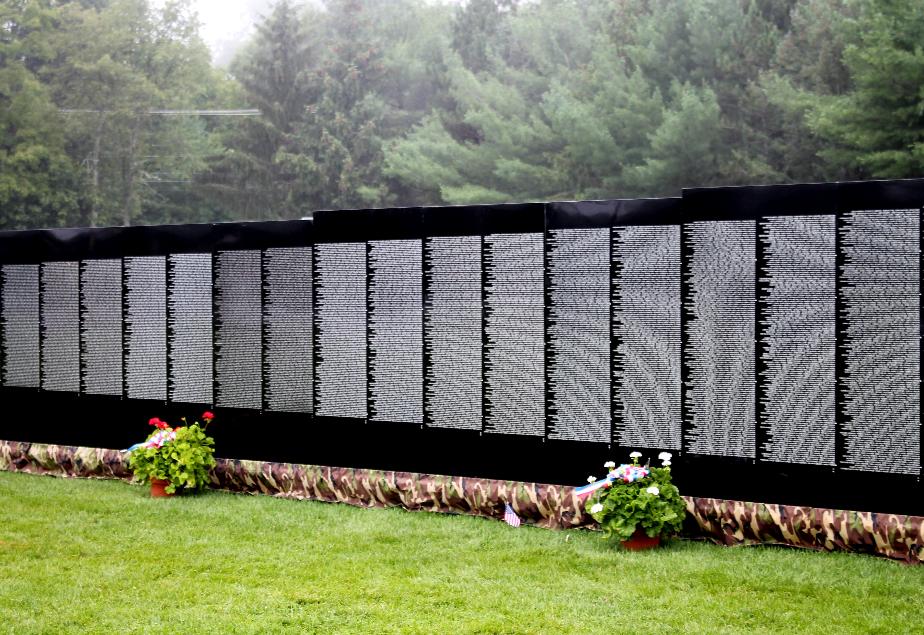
[584,451,685,542]
[127,412,216,494]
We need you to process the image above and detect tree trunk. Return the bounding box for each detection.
[88,113,105,227]
[121,119,141,227]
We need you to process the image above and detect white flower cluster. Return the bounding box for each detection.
[646,486,660,496]
[590,503,604,514]
[658,451,672,467]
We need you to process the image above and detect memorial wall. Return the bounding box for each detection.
[0,179,921,514]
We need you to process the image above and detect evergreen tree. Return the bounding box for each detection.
[758,0,855,182]
[385,51,568,204]
[540,48,664,199]
[808,0,924,178]
[386,1,604,204]
[450,0,517,74]
[624,84,726,195]
[282,0,389,211]
[201,0,318,220]
[3,0,922,226]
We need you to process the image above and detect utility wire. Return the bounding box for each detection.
[60,108,261,116]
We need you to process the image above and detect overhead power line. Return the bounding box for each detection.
[59,108,261,117]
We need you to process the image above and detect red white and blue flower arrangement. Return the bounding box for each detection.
[578,451,685,547]
[126,412,217,495]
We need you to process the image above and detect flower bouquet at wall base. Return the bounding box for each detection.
[579,451,685,545]
[126,412,216,495]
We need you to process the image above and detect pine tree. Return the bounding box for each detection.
[450,0,517,74]
[757,0,855,182]
[282,0,388,211]
[201,0,318,219]
[809,0,924,178]
[624,84,725,196]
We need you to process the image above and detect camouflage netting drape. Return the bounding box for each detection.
[2,439,921,563]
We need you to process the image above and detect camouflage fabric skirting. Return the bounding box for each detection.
[0,440,131,481]
[2,439,921,563]
[683,497,923,564]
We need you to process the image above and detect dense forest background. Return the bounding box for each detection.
[1,0,923,229]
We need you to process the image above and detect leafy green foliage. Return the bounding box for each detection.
[385,0,857,204]
[199,0,320,220]
[807,0,924,178]
[586,463,686,542]
[624,84,725,196]
[0,1,85,229]
[3,0,924,227]
[450,0,516,74]
[0,0,232,228]
[128,423,215,494]
[284,0,390,210]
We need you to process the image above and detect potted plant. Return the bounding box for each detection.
[581,451,685,549]
[126,411,217,496]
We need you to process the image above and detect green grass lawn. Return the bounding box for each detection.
[1,471,922,634]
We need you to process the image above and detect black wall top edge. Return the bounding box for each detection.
[546,198,684,229]
[682,182,839,221]
[0,198,688,262]
[683,177,924,222]
[836,178,924,212]
[0,219,313,264]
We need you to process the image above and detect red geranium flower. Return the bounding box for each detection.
[202,411,215,421]
[149,417,164,427]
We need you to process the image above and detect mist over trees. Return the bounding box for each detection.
[1,0,922,228]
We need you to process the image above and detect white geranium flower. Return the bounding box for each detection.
[658,452,672,462]
[590,503,604,514]
[646,486,660,496]
[629,451,643,459]
[587,476,596,483]
[603,460,616,469]
[661,460,672,467]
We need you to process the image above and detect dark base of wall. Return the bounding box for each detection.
[1,439,921,564]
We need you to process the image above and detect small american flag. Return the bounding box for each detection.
[503,503,521,528]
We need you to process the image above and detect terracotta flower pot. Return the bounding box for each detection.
[150,478,173,498]
[621,527,660,551]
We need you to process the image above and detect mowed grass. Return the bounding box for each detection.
[1,472,922,634]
